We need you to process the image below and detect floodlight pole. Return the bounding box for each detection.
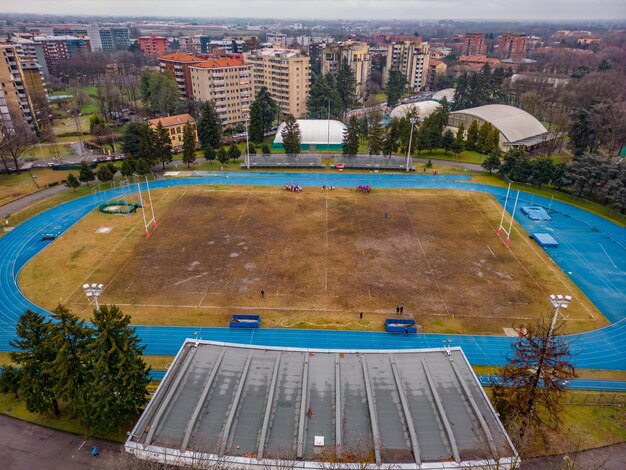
[406,117,417,172]
[83,283,105,310]
[244,115,250,169]
[548,294,571,337]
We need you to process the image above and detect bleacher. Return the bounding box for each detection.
[241,154,324,169]
[333,155,415,171]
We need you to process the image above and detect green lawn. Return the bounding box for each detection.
[22,143,73,161]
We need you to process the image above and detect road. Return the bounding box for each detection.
[0,414,120,470]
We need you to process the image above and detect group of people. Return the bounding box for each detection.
[321,185,336,191]
[284,183,303,193]
[356,185,373,194]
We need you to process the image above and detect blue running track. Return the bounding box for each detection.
[0,172,624,371]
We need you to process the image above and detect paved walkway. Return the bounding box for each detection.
[522,441,626,469]
[0,414,120,470]
[0,184,68,220]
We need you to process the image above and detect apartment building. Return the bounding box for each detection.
[0,44,38,132]
[321,41,370,102]
[428,59,448,89]
[159,52,204,98]
[87,27,130,52]
[179,35,202,55]
[189,58,253,127]
[244,49,310,118]
[457,33,487,56]
[266,32,288,47]
[33,35,90,75]
[138,35,169,56]
[200,38,245,55]
[498,33,529,62]
[11,36,49,76]
[384,40,431,92]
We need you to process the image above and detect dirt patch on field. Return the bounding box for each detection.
[19,186,606,334]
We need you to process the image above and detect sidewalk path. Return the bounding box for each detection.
[0,184,68,220]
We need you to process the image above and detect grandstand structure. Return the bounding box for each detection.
[126,341,518,469]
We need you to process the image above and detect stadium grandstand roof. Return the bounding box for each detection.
[274,119,346,145]
[390,100,441,121]
[451,104,549,144]
[126,341,518,469]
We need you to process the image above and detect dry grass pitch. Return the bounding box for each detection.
[19,185,606,334]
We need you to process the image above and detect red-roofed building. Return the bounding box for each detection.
[138,35,168,57]
[189,58,253,127]
[149,113,197,150]
[159,52,204,98]
[428,59,448,89]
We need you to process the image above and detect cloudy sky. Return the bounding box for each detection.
[1,0,625,20]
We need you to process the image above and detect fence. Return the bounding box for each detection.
[564,392,626,406]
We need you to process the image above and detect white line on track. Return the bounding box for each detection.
[599,243,618,269]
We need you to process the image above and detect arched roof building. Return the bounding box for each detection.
[449,104,556,151]
[273,119,347,151]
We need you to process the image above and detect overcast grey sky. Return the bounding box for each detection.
[1,0,625,20]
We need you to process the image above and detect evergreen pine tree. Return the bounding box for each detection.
[48,304,88,417]
[228,144,241,159]
[204,145,216,161]
[451,123,465,156]
[307,74,342,119]
[10,310,59,415]
[81,305,150,434]
[441,129,455,154]
[477,122,492,154]
[216,147,229,165]
[482,151,502,174]
[342,116,360,156]
[182,123,197,168]
[153,122,173,170]
[120,159,135,177]
[336,60,357,112]
[197,101,222,150]
[383,118,402,156]
[386,69,406,108]
[281,114,302,154]
[367,113,384,155]
[466,120,479,151]
[135,158,149,175]
[78,162,95,186]
[96,164,113,182]
[249,87,278,143]
[65,173,81,191]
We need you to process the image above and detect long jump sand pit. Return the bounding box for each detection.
[19,186,606,334]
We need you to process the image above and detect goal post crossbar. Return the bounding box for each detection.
[497,182,520,247]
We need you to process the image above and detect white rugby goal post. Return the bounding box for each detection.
[497,182,520,247]
[137,176,157,238]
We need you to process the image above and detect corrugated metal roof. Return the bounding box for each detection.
[451,104,548,144]
[126,341,518,469]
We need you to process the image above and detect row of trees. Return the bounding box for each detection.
[491,150,626,213]
[0,305,150,434]
[452,65,513,111]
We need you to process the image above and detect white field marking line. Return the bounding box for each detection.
[400,192,451,316]
[72,440,86,458]
[487,245,496,259]
[599,243,618,269]
[234,188,253,228]
[91,301,546,320]
[174,272,209,287]
[473,224,481,235]
[325,191,329,309]
[481,194,597,321]
[65,189,175,304]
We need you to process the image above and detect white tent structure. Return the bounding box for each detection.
[432,88,456,103]
[390,100,441,121]
[273,119,346,151]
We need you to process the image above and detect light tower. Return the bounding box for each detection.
[83,283,105,310]
[548,294,572,336]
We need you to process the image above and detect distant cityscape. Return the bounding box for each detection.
[1,15,623,135]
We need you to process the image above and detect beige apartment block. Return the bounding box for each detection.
[244,49,310,118]
[384,40,431,93]
[189,58,253,127]
[0,44,38,132]
[321,41,371,102]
